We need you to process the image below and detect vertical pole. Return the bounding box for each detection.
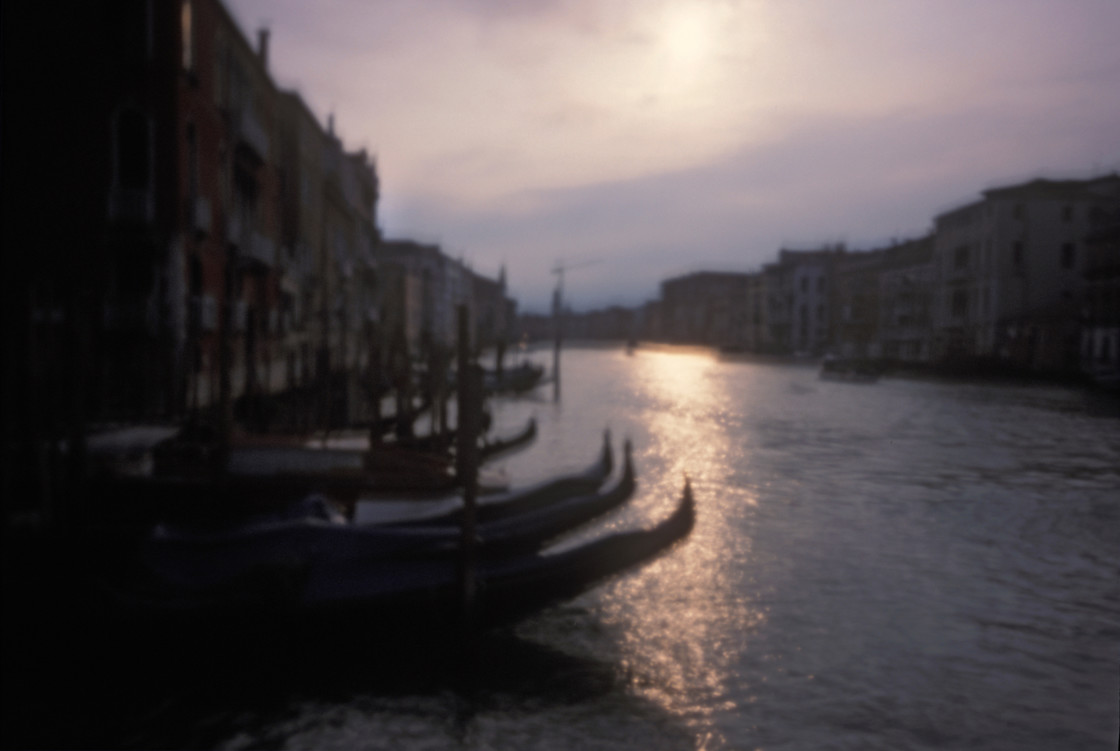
[368,323,382,447]
[456,305,479,628]
[63,286,86,530]
[437,345,450,441]
[552,281,562,403]
[215,251,233,478]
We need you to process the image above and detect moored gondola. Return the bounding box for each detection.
[482,361,546,395]
[93,474,693,635]
[129,439,635,594]
[354,429,613,526]
[84,418,540,525]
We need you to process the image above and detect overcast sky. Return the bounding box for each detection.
[227,0,1120,313]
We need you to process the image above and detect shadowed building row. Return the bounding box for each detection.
[3,0,514,442]
[553,174,1117,379]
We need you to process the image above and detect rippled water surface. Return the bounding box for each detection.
[456,347,1118,751]
[32,346,1120,750]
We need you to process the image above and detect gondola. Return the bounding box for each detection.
[390,415,538,462]
[86,419,539,525]
[131,440,636,596]
[478,417,537,462]
[97,475,694,634]
[355,429,613,526]
[483,361,546,395]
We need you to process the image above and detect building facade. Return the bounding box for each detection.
[660,272,752,346]
[1081,205,1120,381]
[931,176,1120,373]
[878,236,936,363]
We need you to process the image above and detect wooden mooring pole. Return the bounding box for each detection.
[552,285,562,403]
[455,305,480,629]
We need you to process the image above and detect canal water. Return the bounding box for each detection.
[12,346,1118,750]
[201,346,1119,750]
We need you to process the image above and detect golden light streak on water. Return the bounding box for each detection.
[590,348,767,744]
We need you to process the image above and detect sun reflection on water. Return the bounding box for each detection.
[594,349,767,741]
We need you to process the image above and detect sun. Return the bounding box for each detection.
[660,4,715,70]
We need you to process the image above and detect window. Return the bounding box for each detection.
[181,0,194,72]
[186,123,198,197]
[951,289,968,318]
[1061,243,1075,270]
[954,246,970,270]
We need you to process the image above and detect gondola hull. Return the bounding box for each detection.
[358,429,613,527]
[132,442,636,597]
[98,480,694,634]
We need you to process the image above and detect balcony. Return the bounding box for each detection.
[108,187,154,225]
[239,230,276,269]
[192,196,212,237]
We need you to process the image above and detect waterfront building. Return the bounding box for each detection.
[4,0,389,421]
[765,247,845,356]
[640,300,664,341]
[660,272,752,346]
[376,240,501,353]
[931,175,1120,373]
[833,249,887,359]
[213,14,284,409]
[737,273,771,353]
[1080,205,1120,382]
[472,267,517,353]
[566,307,637,341]
[878,236,936,364]
[275,100,379,404]
[276,91,327,392]
[5,2,182,423]
[179,0,238,413]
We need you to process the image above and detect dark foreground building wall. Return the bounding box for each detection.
[3,1,184,518]
[4,1,179,418]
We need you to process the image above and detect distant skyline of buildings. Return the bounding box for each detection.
[522,174,1119,380]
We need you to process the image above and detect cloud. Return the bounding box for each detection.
[227,0,1120,310]
[386,95,1120,310]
